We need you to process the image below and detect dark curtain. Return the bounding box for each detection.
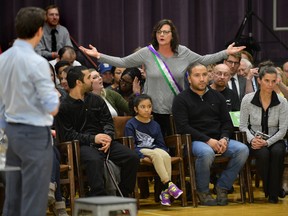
[1,0,288,65]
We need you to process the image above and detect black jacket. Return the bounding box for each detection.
[55,92,114,146]
[172,87,233,142]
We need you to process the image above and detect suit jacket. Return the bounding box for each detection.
[238,75,246,102]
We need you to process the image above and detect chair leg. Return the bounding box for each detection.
[178,161,187,207]
[245,161,254,203]
[188,160,198,207]
[239,169,246,203]
[134,178,140,209]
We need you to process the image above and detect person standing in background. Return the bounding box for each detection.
[0,7,59,216]
[35,5,73,60]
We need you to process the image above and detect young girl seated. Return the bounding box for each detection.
[125,94,183,206]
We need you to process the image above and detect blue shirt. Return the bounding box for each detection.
[0,39,59,128]
[125,117,168,158]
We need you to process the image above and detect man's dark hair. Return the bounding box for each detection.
[67,66,88,89]
[151,19,179,55]
[15,7,46,39]
[187,63,205,76]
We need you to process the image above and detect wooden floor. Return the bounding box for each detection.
[137,185,288,216]
[49,182,288,216]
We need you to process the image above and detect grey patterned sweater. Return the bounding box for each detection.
[239,91,288,147]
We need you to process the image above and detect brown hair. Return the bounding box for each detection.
[151,19,179,54]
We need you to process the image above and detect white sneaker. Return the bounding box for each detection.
[53,201,69,216]
[48,182,56,206]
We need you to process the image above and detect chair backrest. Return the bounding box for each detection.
[113,116,133,139]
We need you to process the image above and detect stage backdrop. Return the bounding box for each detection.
[0,0,288,65]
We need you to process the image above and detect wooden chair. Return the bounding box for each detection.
[57,141,76,214]
[181,132,252,207]
[243,131,288,202]
[73,139,128,199]
[170,115,252,207]
[112,116,187,208]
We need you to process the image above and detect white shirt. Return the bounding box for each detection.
[228,74,240,97]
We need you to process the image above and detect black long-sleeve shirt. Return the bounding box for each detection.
[55,92,114,146]
[172,87,233,142]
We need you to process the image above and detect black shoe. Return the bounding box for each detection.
[212,185,234,195]
[278,188,286,198]
[268,196,279,204]
[197,192,217,206]
[216,186,228,206]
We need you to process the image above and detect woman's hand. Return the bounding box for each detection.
[79,44,100,59]
[132,77,141,95]
[226,42,246,55]
[251,136,267,149]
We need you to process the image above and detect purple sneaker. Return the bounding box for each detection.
[159,190,171,206]
[168,182,183,199]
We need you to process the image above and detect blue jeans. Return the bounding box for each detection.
[192,139,249,193]
[51,145,62,201]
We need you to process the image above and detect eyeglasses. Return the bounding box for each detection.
[226,60,240,66]
[156,30,171,35]
[119,78,132,86]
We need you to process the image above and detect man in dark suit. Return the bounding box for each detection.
[224,53,248,102]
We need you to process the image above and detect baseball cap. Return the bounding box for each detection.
[98,63,113,74]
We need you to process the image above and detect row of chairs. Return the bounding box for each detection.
[58,115,278,213]
[112,116,254,208]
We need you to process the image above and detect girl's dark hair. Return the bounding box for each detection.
[150,19,179,54]
[54,60,70,75]
[129,94,152,116]
[257,60,277,79]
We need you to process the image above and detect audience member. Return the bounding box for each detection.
[241,50,254,64]
[0,7,59,215]
[242,58,259,92]
[54,60,71,88]
[80,19,245,136]
[58,66,72,92]
[240,64,288,203]
[210,64,240,111]
[238,58,252,77]
[98,63,115,88]
[48,64,68,216]
[172,63,248,206]
[207,63,216,84]
[35,5,73,60]
[125,94,183,206]
[260,61,288,100]
[89,68,130,116]
[55,66,139,197]
[281,61,288,86]
[224,53,251,101]
[274,67,285,97]
[50,45,81,67]
[118,67,142,102]
[107,67,126,91]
